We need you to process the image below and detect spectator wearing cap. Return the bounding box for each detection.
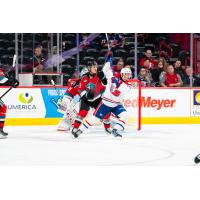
[159,65,183,87]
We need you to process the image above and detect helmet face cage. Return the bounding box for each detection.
[120,68,132,80]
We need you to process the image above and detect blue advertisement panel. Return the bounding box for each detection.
[41,88,66,118]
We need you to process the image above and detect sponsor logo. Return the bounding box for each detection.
[192,90,200,116]
[18,92,33,104]
[123,96,176,110]
[47,89,65,96]
[193,90,200,105]
[8,92,36,111]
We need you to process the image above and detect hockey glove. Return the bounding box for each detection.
[97,70,107,85]
[86,90,94,99]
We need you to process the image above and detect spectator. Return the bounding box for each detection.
[174,59,185,80]
[137,58,150,74]
[139,48,157,69]
[100,33,124,49]
[79,33,97,49]
[157,57,168,70]
[182,67,200,87]
[150,57,167,86]
[138,67,152,87]
[30,45,46,73]
[113,58,124,79]
[159,65,183,87]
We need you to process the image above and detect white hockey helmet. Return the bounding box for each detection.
[120,67,132,80]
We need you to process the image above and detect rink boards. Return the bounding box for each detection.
[0,86,200,125]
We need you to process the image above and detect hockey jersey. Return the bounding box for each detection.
[78,73,105,102]
[65,78,80,98]
[102,62,134,107]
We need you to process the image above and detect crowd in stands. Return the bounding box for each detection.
[0,33,200,87]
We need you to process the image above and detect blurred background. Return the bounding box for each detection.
[0,33,199,87]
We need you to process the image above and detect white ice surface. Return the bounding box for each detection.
[0,125,200,166]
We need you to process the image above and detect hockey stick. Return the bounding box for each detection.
[50,79,61,96]
[0,55,18,100]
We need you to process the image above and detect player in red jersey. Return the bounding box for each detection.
[0,68,19,139]
[72,60,111,137]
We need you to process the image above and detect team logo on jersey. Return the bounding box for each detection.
[18,92,33,104]
[193,90,200,105]
[86,83,96,91]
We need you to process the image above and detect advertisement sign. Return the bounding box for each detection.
[41,88,66,118]
[123,89,191,117]
[191,89,200,117]
[3,88,46,118]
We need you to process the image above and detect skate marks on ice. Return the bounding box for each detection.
[0,125,199,166]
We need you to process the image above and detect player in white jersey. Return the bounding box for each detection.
[72,62,135,138]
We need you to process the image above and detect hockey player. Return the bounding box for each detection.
[57,67,88,131]
[71,60,110,136]
[0,69,19,139]
[72,62,135,138]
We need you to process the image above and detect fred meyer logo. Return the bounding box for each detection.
[123,96,176,110]
[8,92,36,111]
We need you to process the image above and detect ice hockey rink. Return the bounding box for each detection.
[0,124,200,166]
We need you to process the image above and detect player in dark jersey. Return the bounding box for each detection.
[0,68,19,139]
[72,60,110,138]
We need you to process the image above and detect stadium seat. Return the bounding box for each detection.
[22,34,34,40]
[124,42,135,51]
[41,40,48,47]
[7,47,15,55]
[23,47,33,57]
[124,37,135,43]
[112,57,121,65]
[144,43,155,51]
[97,57,106,65]
[0,55,13,65]
[99,49,109,57]
[169,43,180,58]
[63,40,75,50]
[0,48,6,57]
[0,39,10,48]
[0,33,14,40]
[155,36,168,45]
[114,49,127,59]
[61,64,72,73]
[85,48,99,58]
[81,56,95,65]
[62,56,76,67]
[62,34,76,42]
[126,57,135,65]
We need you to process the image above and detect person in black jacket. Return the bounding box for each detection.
[182,67,200,87]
